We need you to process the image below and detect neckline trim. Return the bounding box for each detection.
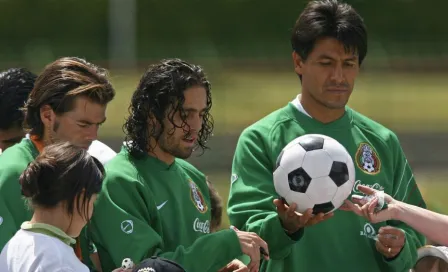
[21,221,76,246]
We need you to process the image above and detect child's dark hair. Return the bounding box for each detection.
[20,141,105,220]
[413,256,448,272]
[206,177,222,232]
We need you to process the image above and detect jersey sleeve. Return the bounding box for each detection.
[227,127,303,261]
[90,172,242,272]
[0,167,28,250]
[383,133,426,270]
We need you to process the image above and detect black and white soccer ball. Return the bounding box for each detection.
[273,134,356,214]
[363,162,375,173]
[122,258,135,269]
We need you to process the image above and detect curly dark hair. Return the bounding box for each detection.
[124,58,214,159]
[0,68,37,130]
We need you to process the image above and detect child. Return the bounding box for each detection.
[412,245,448,272]
[0,142,104,271]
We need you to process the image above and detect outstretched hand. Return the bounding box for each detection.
[340,185,398,223]
[274,198,333,234]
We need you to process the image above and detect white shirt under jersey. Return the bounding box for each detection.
[0,223,88,272]
[88,140,117,165]
[292,94,312,118]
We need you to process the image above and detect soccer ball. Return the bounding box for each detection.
[122,258,135,269]
[273,134,356,214]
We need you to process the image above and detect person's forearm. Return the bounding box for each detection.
[394,202,448,246]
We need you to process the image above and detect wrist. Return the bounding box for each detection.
[279,217,300,234]
[391,201,406,221]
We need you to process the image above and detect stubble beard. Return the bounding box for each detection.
[159,133,194,160]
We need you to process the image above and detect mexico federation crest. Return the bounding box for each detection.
[355,143,381,175]
[189,180,208,213]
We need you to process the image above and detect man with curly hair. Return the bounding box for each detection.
[90,58,269,272]
[0,68,37,153]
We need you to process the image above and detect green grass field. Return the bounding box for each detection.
[100,70,448,138]
[208,171,448,230]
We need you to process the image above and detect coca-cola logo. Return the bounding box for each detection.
[193,218,210,234]
[353,180,384,194]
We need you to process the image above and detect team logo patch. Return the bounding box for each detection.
[355,143,381,175]
[189,180,208,213]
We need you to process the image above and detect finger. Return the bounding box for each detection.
[286,202,297,217]
[377,227,406,247]
[306,212,333,226]
[273,199,287,213]
[367,197,379,213]
[322,212,334,221]
[379,226,406,244]
[379,226,405,237]
[338,202,352,211]
[224,261,238,270]
[298,208,313,226]
[250,242,261,268]
[366,197,379,221]
[246,246,259,272]
[351,195,369,206]
[375,240,391,256]
[343,199,364,215]
[384,194,394,203]
[375,240,399,258]
[247,261,257,272]
[253,235,270,259]
[357,185,377,195]
[234,267,249,272]
[377,233,404,248]
[306,212,323,225]
[361,201,372,219]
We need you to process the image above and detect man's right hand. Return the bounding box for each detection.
[231,226,269,272]
[274,198,333,234]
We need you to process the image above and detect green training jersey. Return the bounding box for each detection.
[228,102,426,272]
[90,147,243,272]
[0,138,38,249]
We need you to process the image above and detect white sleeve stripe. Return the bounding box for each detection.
[392,159,408,198]
[400,174,415,202]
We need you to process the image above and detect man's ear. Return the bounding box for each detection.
[292,51,304,76]
[39,105,55,127]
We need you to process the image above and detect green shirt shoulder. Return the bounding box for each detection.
[350,108,401,148]
[0,138,38,249]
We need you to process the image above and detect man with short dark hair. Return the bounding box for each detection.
[0,68,36,153]
[227,1,426,271]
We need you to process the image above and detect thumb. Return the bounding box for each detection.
[339,200,353,211]
[273,198,287,212]
[357,185,377,195]
[342,199,363,216]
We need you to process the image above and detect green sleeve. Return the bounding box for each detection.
[0,167,30,250]
[383,134,426,270]
[227,127,304,261]
[90,173,242,272]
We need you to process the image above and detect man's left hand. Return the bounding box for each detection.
[375,226,406,259]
